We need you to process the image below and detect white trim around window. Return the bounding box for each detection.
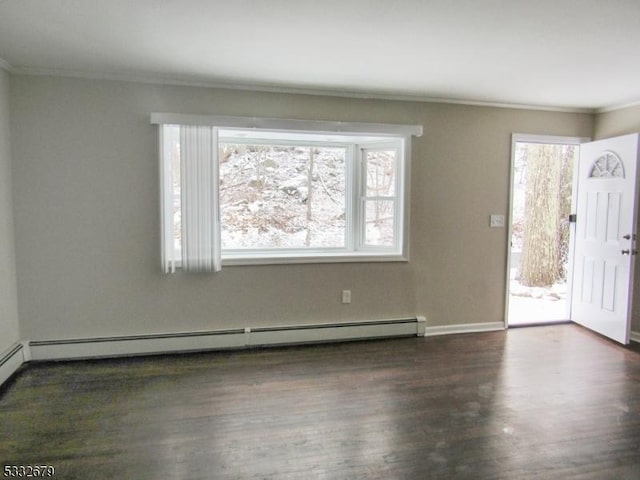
[151,113,423,138]
[153,114,422,271]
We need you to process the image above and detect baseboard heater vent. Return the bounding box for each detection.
[0,343,25,387]
[248,318,423,347]
[28,317,426,361]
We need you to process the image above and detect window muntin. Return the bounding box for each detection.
[361,147,399,248]
[589,151,624,178]
[162,126,409,265]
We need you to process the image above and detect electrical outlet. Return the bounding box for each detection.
[342,290,351,304]
[490,214,505,228]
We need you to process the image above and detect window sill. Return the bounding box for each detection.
[221,252,408,266]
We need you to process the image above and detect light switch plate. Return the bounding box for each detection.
[490,214,505,228]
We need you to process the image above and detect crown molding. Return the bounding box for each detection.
[9,65,596,114]
[596,98,640,114]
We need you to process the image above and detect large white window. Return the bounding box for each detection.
[154,114,422,272]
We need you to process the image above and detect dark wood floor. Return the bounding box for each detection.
[1,324,640,479]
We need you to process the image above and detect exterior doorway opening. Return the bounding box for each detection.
[507,136,581,326]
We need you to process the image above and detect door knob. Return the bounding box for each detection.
[623,234,631,240]
[621,249,638,255]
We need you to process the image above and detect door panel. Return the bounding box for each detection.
[571,134,640,344]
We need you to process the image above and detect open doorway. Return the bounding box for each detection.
[507,135,583,326]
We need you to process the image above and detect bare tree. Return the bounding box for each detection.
[305,148,316,246]
[519,144,574,286]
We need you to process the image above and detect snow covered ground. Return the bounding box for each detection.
[508,269,569,325]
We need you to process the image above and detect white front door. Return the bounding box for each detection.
[571,133,640,344]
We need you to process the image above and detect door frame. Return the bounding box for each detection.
[504,133,590,328]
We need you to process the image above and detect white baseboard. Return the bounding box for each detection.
[424,321,505,337]
[29,316,427,361]
[0,343,25,387]
[631,330,640,344]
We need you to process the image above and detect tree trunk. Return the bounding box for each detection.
[519,144,564,286]
[305,148,315,246]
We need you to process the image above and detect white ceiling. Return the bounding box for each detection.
[1,0,639,111]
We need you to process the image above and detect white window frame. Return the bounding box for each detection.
[153,114,422,268]
[358,142,403,251]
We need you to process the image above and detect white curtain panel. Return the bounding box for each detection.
[179,125,221,273]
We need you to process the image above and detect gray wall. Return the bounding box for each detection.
[10,75,594,341]
[0,69,20,352]
[595,104,640,140]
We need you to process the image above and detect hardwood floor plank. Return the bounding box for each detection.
[1,324,639,479]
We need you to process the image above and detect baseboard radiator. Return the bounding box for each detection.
[0,343,25,387]
[28,316,427,361]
